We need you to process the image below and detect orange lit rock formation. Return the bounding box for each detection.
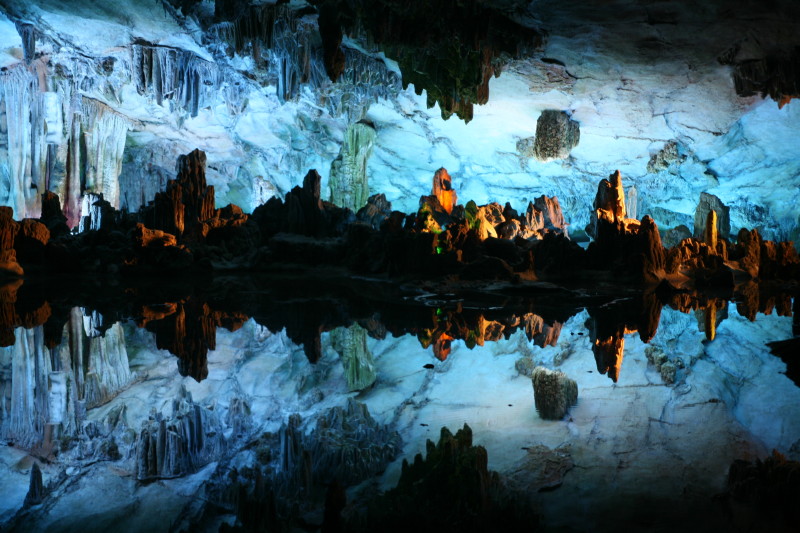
[432,168,457,215]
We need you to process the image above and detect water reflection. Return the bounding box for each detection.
[0,276,798,531]
[1,277,796,385]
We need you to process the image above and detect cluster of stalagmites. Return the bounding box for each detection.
[217,399,401,532]
[2,149,798,291]
[350,424,533,533]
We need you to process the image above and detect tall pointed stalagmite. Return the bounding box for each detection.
[24,462,45,506]
[705,209,718,250]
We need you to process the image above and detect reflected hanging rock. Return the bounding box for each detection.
[531,366,578,420]
[330,323,376,391]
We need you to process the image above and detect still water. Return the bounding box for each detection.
[0,277,798,532]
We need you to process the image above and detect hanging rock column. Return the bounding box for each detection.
[329,121,376,211]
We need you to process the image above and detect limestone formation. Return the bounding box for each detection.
[646,141,681,173]
[704,209,718,250]
[330,323,376,391]
[720,45,800,108]
[329,121,376,211]
[431,168,457,215]
[0,207,23,277]
[143,149,215,240]
[278,399,400,487]
[135,387,226,480]
[356,423,530,532]
[533,110,580,162]
[531,366,578,420]
[78,193,115,233]
[23,462,44,507]
[592,332,625,383]
[694,192,730,240]
[319,0,542,121]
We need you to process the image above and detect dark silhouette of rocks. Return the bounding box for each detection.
[0,151,796,321]
[23,463,45,507]
[727,451,800,529]
[352,423,533,533]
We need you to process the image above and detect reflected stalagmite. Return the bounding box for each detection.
[592,333,625,383]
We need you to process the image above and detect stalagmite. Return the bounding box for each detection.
[431,168,457,215]
[694,192,730,240]
[329,122,376,211]
[705,209,718,251]
[23,462,44,507]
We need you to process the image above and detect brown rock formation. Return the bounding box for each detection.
[146,149,215,240]
[39,191,70,238]
[0,207,23,277]
[592,331,625,383]
[15,219,50,266]
[431,168,457,215]
[721,45,800,109]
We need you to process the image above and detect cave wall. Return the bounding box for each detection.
[0,0,797,240]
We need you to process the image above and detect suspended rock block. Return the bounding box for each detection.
[531,366,578,420]
[533,110,580,162]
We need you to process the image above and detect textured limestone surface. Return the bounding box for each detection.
[0,0,797,242]
[2,300,796,530]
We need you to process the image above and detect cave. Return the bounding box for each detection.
[0,0,799,531]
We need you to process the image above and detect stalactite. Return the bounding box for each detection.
[0,67,41,220]
[131,42,228,118]
[329,121,376,211]
[78,99,130,213]
[323,47,401,121]
[15,22,36,65]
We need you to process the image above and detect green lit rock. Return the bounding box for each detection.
[330,323,376,391]
[329,121,377,211]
